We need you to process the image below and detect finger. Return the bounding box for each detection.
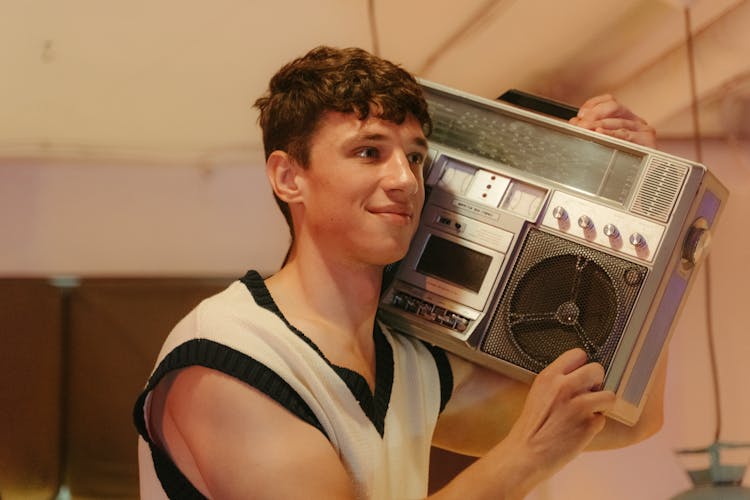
[577,96,632,122]
[571,96,657,148]
[580,99,647,124]
[571,112,644,131]
[581,101,621,122]
[590,117,650,131]
[576,389,616,415]
[577,94,615,115]
[594,126,657,148]
[543,348,588,376]
[573,115,649,133]
[566,361,606,395]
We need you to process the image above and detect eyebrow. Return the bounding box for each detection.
[352,132,429,150]
[413,136,429,149]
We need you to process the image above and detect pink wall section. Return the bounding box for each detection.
[1,138,748,497]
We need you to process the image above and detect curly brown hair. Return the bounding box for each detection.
[254,46,432,233]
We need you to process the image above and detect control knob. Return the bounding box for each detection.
[629,232,647,248]
[552,206,568,221]
[603,223,620,239]
[577,215,594,231]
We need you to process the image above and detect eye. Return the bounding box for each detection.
[407,152,425,166]
[355,147,379,160]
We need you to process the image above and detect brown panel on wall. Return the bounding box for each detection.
[65,277,231,499]
[0,279,63,500]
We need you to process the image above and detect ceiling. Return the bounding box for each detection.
[2,0,749,166]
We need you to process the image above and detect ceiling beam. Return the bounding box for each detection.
[605,0,750,138]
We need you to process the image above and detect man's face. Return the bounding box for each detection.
[296,110,428,267]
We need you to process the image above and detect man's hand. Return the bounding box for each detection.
[502,349,615,481]
[431,349,617,499]
[569,94,656,148]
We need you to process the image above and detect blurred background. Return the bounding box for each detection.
[1,0,748,498]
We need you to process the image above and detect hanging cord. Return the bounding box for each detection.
[684,6,722,444]
[417,0,512,76]
[368,0,381,56]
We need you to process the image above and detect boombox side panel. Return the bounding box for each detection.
[621,183,727,406]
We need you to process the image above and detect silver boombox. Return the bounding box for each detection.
[379,80,728,425]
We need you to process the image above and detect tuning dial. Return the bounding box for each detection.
[629,232,647,248]
[603,223,620,239]
[577,215,594,230]
[552,206,568,221]
[682,218,711,266]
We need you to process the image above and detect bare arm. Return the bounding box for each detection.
[436,351,665,452]
[430,349,665,499]
[148,366,356,499]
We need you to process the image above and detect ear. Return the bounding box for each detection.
[266,150,304,204]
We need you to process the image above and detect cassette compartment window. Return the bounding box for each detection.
[416,235,493,293]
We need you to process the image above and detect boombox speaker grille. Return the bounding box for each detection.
[481,229,647,374]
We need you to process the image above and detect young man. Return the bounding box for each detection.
[134,46,662,499]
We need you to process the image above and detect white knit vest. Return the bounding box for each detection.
[135,277,450,499]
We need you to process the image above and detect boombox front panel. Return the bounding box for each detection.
[480,229,647,374]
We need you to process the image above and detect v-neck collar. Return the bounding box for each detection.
[240,270,394,436]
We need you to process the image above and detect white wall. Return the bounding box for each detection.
[1,138,748,498]
[0,154,290,278]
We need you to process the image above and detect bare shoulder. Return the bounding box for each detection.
[148,365,356,499]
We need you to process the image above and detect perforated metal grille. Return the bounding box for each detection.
[481,229,647,373]
[630,157,688,223]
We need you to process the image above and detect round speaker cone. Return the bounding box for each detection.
[508,254,617,369]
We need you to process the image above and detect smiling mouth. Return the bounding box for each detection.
[369,209,414,224]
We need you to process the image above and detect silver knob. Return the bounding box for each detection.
[577,215,594,230]
[682,218,711,266]
[629,232,646,248]
[552,206,568,221]
[603,224,620,239]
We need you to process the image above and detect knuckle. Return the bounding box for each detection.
[591,413,607,432]
[536,370,562,392]
[571,396,594,414]
[591,362,606,380]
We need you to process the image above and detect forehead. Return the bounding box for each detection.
[311,110,427,149]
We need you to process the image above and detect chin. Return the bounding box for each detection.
[365,242,411,267]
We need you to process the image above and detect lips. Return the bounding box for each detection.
[368,204,414,218]
[368,204,415,224]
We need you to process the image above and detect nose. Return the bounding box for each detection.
[383,151,419,196]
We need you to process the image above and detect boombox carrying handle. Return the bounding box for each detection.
[497,89,579,121]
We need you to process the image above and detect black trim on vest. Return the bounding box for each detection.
[132,339,328,499]
[149,441,207,500]
[422,342,453,413]
[240,270,394,437]
[333,322,393,436]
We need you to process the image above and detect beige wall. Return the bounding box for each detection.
[1,138,748,498]
[0,152,289,278]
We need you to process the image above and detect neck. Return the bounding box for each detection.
[265,246,385,342]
